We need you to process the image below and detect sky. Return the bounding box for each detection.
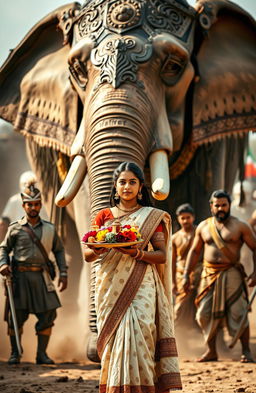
[0,0,255,66]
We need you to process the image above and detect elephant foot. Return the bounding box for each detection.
[87,332,101,363]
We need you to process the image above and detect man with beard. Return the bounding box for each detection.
[172,203,202,332]
[0,181,68,365]
[183,190,256,363]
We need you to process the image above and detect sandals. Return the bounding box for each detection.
[240,354,255,363]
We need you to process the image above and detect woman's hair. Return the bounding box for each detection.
[110,162,152,207]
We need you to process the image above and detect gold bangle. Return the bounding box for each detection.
[134,249,141,259]
[92,248,103,256]
[138,250,145,261]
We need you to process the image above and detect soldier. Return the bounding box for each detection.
[0,181,68,365]
[183,190,256,362]
[172,203,202,331]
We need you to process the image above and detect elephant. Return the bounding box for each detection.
[0,0,256,361]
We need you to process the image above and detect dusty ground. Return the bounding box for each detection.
[1,326,256,393]
[0,357,256,393]
[0,290,255,393]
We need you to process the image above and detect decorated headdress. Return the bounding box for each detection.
[19,171,37,192]
[21,180,41,202]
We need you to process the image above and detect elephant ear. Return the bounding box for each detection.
[0,2,81,155]
[192,0,256,146]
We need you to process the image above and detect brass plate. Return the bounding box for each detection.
[82,239,144,248]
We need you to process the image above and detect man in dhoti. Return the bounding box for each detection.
[172,203,202,332]
[183,190,256,363]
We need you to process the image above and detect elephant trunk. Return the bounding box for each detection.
[85,86,154,218]
[55,85,171,211]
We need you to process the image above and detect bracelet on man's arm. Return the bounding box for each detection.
[60,272,68,277]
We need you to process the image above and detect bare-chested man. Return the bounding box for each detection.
[183,189,256,363]
[172,203,201,331]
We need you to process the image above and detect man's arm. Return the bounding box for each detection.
[248,210,256,233]
[52,229,68,292]
[182,224,204,293]
[0,225,15,276]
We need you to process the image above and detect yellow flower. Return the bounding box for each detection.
[96,229,108,241]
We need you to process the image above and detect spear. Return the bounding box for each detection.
[5,275,23,357]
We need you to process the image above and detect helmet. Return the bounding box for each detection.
[21,180,41,202]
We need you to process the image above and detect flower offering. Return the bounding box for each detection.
[82,224,141,244]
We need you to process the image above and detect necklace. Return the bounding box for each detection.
[214,218,226,233]
[116,204,140,213]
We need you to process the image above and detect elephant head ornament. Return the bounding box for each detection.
[0,0,255,223]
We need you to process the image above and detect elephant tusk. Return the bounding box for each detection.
[70,118,86,158]
[55,155,87,207]
[149,150,170,201]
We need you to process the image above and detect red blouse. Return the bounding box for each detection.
[93,208,163,232]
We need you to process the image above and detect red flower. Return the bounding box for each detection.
[122,225,131,229]
[82,231,97,242]
[127,231,137,241]
[116,233,125,242]
[122,230,137,242]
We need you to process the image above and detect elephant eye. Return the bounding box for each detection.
[160,55,185,85]
[69,60,88,90]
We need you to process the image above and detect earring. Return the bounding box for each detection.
[138,191,142,200]
[114,192,119,200]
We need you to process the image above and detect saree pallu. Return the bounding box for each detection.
[95,207,182,393]
[195,261,248,343]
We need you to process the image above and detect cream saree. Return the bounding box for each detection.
[95,207,182,393]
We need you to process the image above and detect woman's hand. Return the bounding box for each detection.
[84,245,107,262]
[116,245,138,258]
[90,247,107,256]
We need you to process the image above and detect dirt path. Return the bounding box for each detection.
[1,295,255,393]
[0,358,255,393]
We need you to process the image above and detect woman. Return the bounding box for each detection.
[84,162,182,392]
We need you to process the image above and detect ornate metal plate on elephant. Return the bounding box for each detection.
[82,240,144,248]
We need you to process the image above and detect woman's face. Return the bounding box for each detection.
[116,171,141,202]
